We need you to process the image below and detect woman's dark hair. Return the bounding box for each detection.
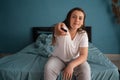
[63,7,86,32]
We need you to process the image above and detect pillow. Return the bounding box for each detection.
[34,33,54,57]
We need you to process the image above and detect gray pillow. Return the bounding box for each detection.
[34,34,54,57]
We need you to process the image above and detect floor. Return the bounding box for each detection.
[111,60,120,70]
[104,54,120,77]
[104,54,120,71]
[0,53,12,58]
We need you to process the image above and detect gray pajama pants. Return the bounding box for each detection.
[44,56,91,80]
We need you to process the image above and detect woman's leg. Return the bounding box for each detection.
[44,56,65,80]
[73,61,91,80]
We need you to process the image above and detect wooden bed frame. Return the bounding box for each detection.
[32,26,92,42]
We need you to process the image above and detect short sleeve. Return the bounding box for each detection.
[79,32,88,47]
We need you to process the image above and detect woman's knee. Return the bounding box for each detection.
[80,62,91,73]
[44,56,65,74]
[74,61,91,79]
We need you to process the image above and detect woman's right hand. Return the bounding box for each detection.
[54,23,67,36]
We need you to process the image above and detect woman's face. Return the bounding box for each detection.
[70,10,84,30]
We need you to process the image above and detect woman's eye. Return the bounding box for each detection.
[71,15,83,21]
[79,17,82,20]
[72,16,76,18]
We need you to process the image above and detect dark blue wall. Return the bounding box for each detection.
[0,0,120,54]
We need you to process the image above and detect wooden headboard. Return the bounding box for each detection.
[32,26,92,42]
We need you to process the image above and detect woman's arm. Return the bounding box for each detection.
[62,47,88,80]
[52,23,67,45]
[68,47,88,68]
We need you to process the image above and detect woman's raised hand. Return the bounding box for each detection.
[54,23,67,36]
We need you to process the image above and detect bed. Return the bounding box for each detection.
[0,26,119,80]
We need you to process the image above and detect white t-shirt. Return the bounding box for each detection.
[52,29,88,62]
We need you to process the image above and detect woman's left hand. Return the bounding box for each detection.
[62,64,74,80]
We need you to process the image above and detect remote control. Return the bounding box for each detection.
[61,27,67,32]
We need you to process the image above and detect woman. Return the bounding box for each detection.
[44,7,91,80]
